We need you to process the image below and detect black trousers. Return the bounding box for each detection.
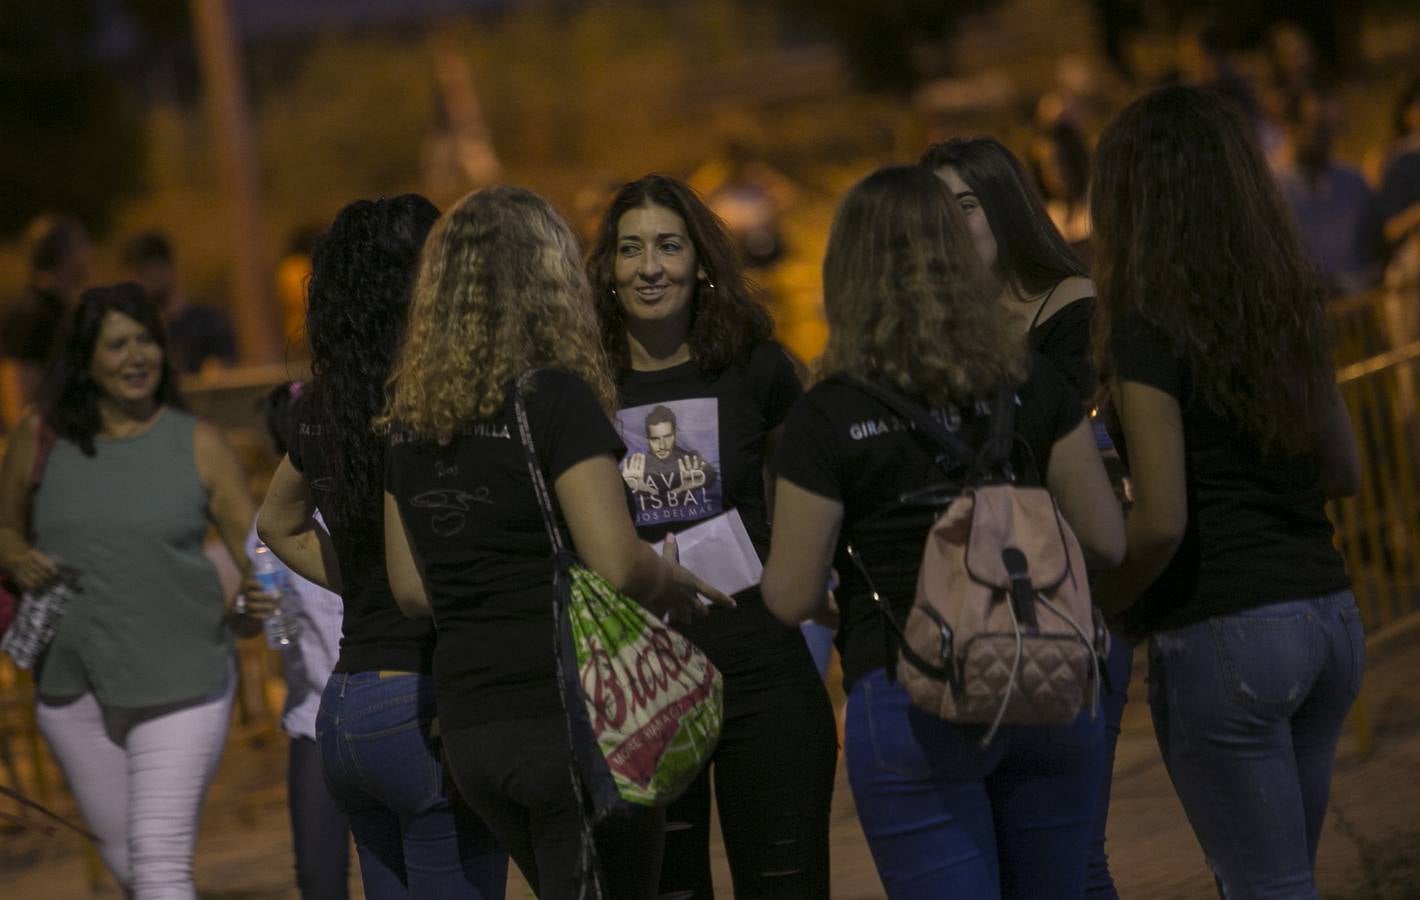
[288,736,352,900]
[658,627,838,898]
[443,715,664,899]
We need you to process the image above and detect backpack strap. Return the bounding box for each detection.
[845,543,953,686]
[976,386,1018,480]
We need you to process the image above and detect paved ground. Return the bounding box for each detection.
[2,624,1416,899]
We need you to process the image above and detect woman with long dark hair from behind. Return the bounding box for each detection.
[761,165,1124,898]
[586,174,837,898]
[258,195,507,899]
[1090,86,1362,897]
[921,135,1132,899]
[379,186,732,898]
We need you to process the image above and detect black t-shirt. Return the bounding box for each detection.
[1,287,66,363]
[616,342,809,675]
[385,370,624,727]
[1107,315,1349,634]
[288,403,435,676]
[1030,296,1095,403]
[775,355,1083,693]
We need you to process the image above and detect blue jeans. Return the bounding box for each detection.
[1148,592,1365,900]
[1086,631,1134,900]
[844,668,1103,899]
[316,672,507,900]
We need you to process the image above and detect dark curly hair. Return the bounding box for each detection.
[920,137,1087,296]
[40,283,185,456]
[1090,86,1333,455]
[303,194,439,533]
[586,174,773,374]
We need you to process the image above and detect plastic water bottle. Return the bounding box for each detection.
[251,542,302,650]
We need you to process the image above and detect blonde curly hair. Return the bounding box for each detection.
[820,166,1026,407]
[378,186,618,440]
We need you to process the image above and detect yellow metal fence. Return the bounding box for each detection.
[1329,289,1420,632]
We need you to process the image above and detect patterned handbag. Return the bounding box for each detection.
[0,566,81,670]
[512,374,723,820]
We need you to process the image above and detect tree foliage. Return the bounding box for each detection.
[772,0,1004,94]
[0,1,149,238]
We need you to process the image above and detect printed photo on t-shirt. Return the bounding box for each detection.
[616,398,722,527]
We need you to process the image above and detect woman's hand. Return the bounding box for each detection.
[11,548,59,592]
[229,585,278,636]
[233,575,280,620]
[228,575,280,638]
[657,533,736,625]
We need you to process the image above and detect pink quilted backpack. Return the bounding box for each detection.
[839,378,1106,745]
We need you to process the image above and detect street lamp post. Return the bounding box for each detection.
[191,0,281,365]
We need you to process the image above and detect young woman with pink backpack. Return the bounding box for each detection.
[761,165,1124,898]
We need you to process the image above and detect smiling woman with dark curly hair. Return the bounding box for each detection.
[0,283,268,897]
[257,194,509,900]
[584,174,838,899]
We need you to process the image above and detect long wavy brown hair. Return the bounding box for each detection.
[919,137,1087,296]
[378,186,617,441]
[1091,86,1333,455]
[585,175,773,374]
[820,165,1025,407]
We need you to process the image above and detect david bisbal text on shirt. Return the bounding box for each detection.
[632,484,716,522]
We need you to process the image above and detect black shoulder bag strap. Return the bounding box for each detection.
[510,371,605,900]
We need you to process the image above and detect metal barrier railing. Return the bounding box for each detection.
[1323,287,1420,755]
[1327,289,1420,633]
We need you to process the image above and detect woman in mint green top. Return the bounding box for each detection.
[0,284,275,897]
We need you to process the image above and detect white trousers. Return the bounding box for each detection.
[36,673,234,899]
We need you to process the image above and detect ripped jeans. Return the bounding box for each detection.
[1149,591,1365,900]
[657,646,837,898]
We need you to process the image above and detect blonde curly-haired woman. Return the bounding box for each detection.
[378,186,731,899]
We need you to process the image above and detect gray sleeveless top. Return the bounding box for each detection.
[32,408,232,706]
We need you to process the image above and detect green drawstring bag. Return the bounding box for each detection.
[513,373,723,895]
